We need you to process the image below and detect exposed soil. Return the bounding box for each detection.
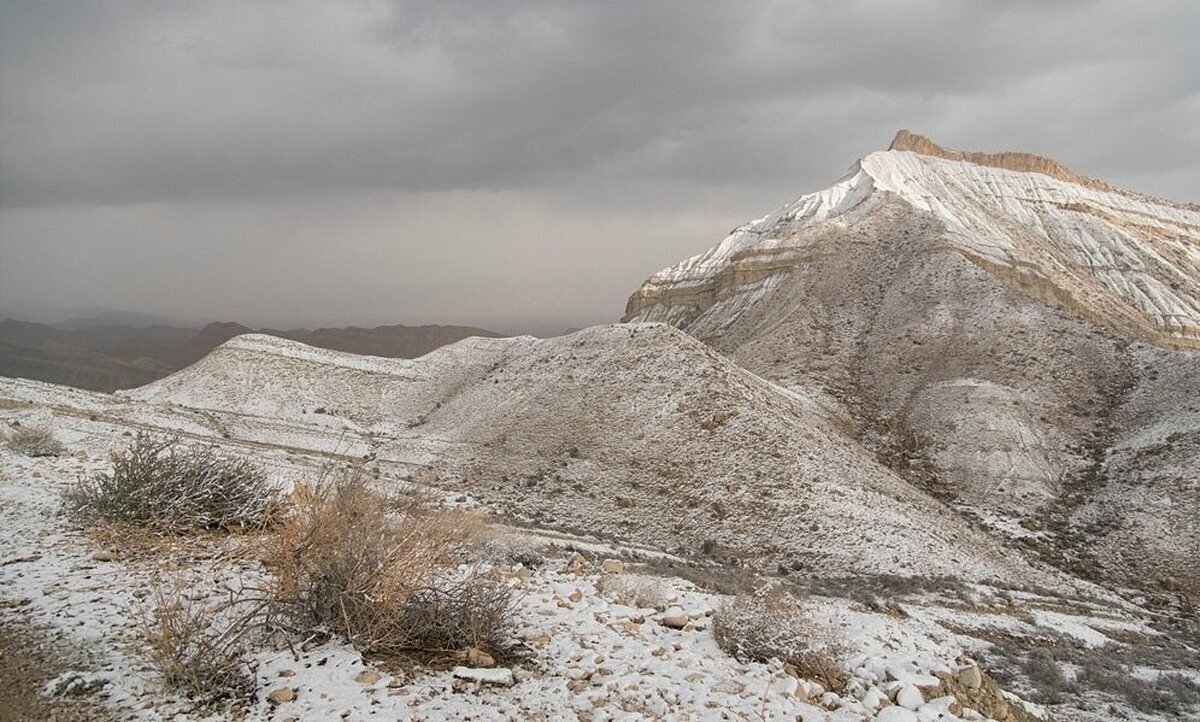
[0,614,111,722]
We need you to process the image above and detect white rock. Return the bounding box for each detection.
[896,685,923,710]
[875,706,919,722]
[452,666,515,687]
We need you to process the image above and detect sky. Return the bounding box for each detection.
[1,1,1197,335]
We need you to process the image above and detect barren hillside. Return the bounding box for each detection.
[124,327,1058,586]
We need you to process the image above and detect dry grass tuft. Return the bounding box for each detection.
[6,426,65,457]
[139,584,264,707]
[268,473,515,658]
[62,434,280,532]
[713,583,847,692]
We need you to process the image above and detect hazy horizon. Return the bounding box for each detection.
[2,1,1197,334]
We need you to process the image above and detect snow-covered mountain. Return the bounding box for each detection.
[625,131,1200,599]
[627,129,1200,348]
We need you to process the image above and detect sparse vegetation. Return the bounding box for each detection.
[6,425,65,457]
[62,434,279,532]
[712,583,846,692]
[267,473,515,658]
[985,638,1200,717]
[139,585,263,707]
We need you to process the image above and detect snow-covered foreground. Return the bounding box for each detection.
[4,394,1194,721]
[0,434,1011,722]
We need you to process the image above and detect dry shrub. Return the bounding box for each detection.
[713,583,847,692]
[6,425,65,457]
[599,575,668,610]
[140,585,264,706]
[269,473,515,657]
[62,434,279,532]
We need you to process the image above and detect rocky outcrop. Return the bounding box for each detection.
[888,128,1119,197]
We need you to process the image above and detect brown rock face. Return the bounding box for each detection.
[888,128,1121,194]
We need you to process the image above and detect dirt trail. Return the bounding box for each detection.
[0,615,110,722]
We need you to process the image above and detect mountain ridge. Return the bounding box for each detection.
[0,318,503,392]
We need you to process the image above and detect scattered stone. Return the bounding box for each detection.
[957,664,982,689]
[462,647,495,667]
[278,669,296,677]
[43,671,107,698]
[896,684,923,710]
[616,618,643,634]
[91,550,116,562]
[564,552,588,573]
[662,609,691,628]
[267,687,296,705]
[875,706,918,722]
[600,558,624,574]
[452,666,515,687]
[568,588,583,604]
[355,670,381,685]
[658,607,690,629]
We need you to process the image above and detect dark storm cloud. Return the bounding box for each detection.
[3,0,1197,206]
[1,0,1197,331]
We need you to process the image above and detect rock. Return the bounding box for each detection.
[659,614,689,629]
[463,647,495,667]
[278,669,296,677]
[91,550,116,562]
[616,618,643,634]
[896,685,923,710]
[525,630,552,647]
[453,666,515,687]
[267,687,296,705]
[861,687,888,710]
[355,670,381,685]
[564,551,588,573]
[600,558,624,574]
[875,706,918,722]
[45,672,107,698]
[957,664,982,689]
[568,588,583,603]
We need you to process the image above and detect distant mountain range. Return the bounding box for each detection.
[0,318,501,392]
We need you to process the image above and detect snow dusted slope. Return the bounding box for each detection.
[119,328,1068,588]
[623,132,1200,599]
[628,130,1200,348]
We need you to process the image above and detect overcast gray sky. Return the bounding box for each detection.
[1,0,1197,333]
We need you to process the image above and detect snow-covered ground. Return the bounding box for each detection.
[2,389,1193,721]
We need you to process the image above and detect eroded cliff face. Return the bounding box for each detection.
[625,133,1200,597]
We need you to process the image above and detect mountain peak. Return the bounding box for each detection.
[886,129,1113,192]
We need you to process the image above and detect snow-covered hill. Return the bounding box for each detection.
[114,326,1059,587]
